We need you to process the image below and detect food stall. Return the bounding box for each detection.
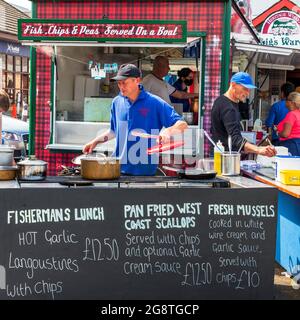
[0,0,280,301]
[16,0,235,175]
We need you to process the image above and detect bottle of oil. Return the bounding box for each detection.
[214,140,224,175]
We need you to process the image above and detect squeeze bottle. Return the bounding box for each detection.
[214,140,224,175]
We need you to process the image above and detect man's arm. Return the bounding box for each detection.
[159,120,188,144]
[243,141,276,157]
[82,129,115,154]
[171,90,198,100]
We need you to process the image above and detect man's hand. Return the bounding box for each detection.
[157,130,172,144]
[257,145,277,157]
[82,139,99,154]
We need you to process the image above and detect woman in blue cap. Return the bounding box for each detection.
[211,72,276,157]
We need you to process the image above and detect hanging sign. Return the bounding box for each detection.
[18,19,187,43]
[259,10,300,48]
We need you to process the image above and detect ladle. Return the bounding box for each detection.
[228,135,232,154]
[203,130,223,153]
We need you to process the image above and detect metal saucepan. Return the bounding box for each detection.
[80,153,120,180]
[0,145,14,166]
[17,156,48,181]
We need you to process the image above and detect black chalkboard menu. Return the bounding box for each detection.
[0,187,277,300]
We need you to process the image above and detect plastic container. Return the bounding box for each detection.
[214,140,224,175]
[275,156,300,181]
[279,170,300,185]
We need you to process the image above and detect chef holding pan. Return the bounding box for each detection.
[83,64,187,176]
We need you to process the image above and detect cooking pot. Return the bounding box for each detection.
[0,166,18,180]
[0,145,14,166]
[221,152,240,176]
[81,154,120,180]
[17,156,48,181]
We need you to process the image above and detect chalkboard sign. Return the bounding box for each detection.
[0,187,277,300]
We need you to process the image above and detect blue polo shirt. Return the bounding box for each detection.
[265,100,289,141]
[110,87,182,175]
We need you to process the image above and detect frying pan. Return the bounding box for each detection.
[162,166,217,180]
[147,140,185,154]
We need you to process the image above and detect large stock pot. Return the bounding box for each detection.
[78,153,120,180]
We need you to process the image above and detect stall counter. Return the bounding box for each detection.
[0,175,278,300]
[241,169,300,275]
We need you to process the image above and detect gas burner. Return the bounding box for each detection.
[58,165,81,176]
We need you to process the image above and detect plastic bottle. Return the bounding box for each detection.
[214,140,224,175]
[21,102,28,122]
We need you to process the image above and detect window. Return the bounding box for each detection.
[1,54,29,107]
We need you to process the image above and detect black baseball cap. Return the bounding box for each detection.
[110,64,142,81]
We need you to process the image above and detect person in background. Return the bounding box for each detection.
[0,90,11,145]
[83,64,187,176]
[265,82,295,145]
[142,56,197,105]
[211,72,276,157]
[295,86,300,94]
[277,92,300,156]
[170,67,194,112]
[0,89,10,113]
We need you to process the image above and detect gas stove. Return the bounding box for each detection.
[18,175,230,188]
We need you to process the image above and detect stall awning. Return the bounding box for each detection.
[20,37,200,48]
[232,41,300,70]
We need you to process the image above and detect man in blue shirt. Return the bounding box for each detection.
[265,82,295,145]
[83,64,187,176]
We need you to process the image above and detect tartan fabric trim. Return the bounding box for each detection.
[34,1,224,174]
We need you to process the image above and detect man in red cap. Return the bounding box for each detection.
[211,72,276,157]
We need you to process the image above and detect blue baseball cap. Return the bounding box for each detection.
[230,72,257,89]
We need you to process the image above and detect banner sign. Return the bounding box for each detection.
[0,40,30,57]
[18,19,187,43]
[259,10,300,48]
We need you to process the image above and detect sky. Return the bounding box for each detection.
[5,0,31,10]
[251,0,300,17]
[3,0,300,17]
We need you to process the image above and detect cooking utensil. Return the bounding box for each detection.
[72,152,106,166]
[17,156,47,181]
[221,152,240,176]
[237,138,246,154]
[131,131,160,139]
[59,176,94,186]
[147,140,184,154]
[81,155,120,180]
[0,145,14,166]
[266,138,273,146]
[228,135,232,154]
[203,130,223,153]
[0,166,18,180]
[162,165,217,180]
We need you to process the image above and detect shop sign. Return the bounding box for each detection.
[259,10,300,48]
[18,19,187,43]
[0,40,30,57]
